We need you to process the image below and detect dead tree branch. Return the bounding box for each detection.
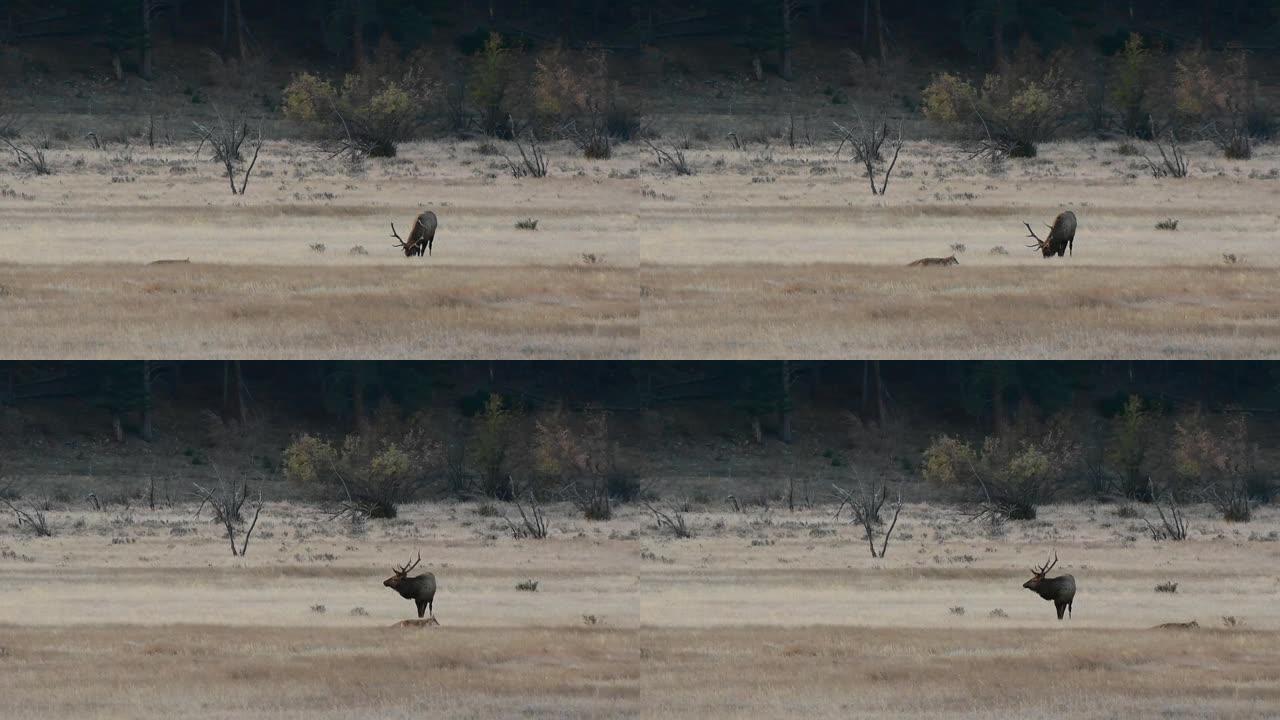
[832,482,902,557]
[502,478,549,539]
[643,500,693,538]
[1146,478,1189,541]
[192,106,264,195]
[643,139,694,175]
[833,113,904,195]
[1,496,52,537]
[192,465,262,556]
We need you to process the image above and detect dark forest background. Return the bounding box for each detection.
[4,0,1279,162]
[1,362,1278,523]
[5,1,1279,75]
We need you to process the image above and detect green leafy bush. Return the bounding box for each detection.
[1106,395,1157,501]
[1110,34,1160,138]
[923,422,1079,521]
[923,55,1081,158]
[1173,408,1256,521]
[534,405,622,519]
[282,65,435,158]
[1174,45,1262,159]
[283,418,440,518]
[471,32,518,137]
[471,393,517,499]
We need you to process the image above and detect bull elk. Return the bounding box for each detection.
[1024,211,1077,258]
[1022,551,1076,620]
[390,211,438,257]
[383,550,437,619]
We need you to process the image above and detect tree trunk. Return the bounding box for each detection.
[140,360,153,441]
[140,0,153,80]
[862,0,869,56]
[778,360,793,443]
[991,374,1006,435]
[992,0,1006,70]
[861,361,885,425]
[779,0,794,81]
[1200,0,1213,49]
[873,361,886,424]
[170,0,182,38]
[751,416,763,444]
[352,369,368,434]
[868,0,885,64]
[232,0,247,61]
[222,361,246,426]
[351,0,365,70]
[559,0,573,43]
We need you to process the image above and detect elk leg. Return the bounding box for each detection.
[415,599,427,618]
[428,599,434,617]
[1055,601,1066,620]
[1068,601,1072,618]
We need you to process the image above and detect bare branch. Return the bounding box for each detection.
[643,139,694,176]
[643,500,693,538]
[832,482,902,557]
[1,496,52,537]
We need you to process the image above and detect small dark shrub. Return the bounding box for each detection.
[608,472,642,503]
[604,101,645,141]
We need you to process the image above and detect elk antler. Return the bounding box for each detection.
[390,221,411,250]
[1023,222,1048,250]
[1031,550,1058,577]
[393,550,422,576]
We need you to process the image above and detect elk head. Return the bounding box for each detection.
[384,550,422,590]
[390,221,419,257]
[1022,551,1059,592]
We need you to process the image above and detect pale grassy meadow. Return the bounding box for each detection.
[2,137,1280,357]
[2,500,1279,717]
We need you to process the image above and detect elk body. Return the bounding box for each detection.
[1022,552,1076,619]
[907,255,959,267]
[1024,211,1077,258]
[383,551,437,618]
[390,211,438,257]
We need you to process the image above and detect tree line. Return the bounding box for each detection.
[1,361,1278,529]
[4,1,1277,82]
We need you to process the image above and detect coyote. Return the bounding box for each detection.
[907,255,959,267]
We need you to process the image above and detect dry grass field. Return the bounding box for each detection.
[3,137,1280,357]
[3,500,1280,717]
